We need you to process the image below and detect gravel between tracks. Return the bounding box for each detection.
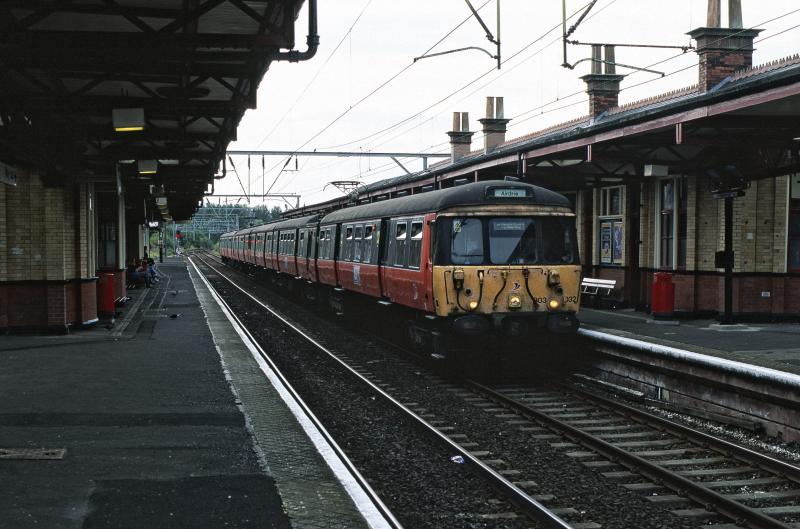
[200,258,743,528]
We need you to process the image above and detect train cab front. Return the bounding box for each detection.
[431,212,581,345]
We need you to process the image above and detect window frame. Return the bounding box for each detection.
[393,219,409,267]
[598,186,624,266]
[655,176,689,270]
[788,176,800,273]
[408,218,424,269]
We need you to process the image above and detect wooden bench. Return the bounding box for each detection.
[580,277,617,308]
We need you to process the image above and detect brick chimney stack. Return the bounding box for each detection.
[478,97,510,153]
[447,112,474,163]
[581,45,624,118]
[689,0,761,92]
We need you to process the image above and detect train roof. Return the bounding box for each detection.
[320,180,571,224]
[220,214,319,238]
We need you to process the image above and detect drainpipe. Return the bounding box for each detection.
[274,0,319,62]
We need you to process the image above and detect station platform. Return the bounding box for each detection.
[579,308,800,376]
[0,258,375,529]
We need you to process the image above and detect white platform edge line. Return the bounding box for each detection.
[188,259,396,529]
[579,327,800,389]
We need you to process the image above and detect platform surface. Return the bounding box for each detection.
[0,257,371,529]
[579,308,800,376]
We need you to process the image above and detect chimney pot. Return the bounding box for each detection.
[478,97,511,153]
[688,24,761,91]
[448,111,474,162]
[591,45,602,74]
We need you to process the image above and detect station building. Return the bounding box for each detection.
[292,18,800,321]
[0,0,315,332]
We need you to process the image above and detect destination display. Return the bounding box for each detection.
[490,188,529,198]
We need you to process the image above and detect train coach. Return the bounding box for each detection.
[220,181,581,355]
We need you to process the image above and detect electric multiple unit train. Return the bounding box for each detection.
[220,181,581,354]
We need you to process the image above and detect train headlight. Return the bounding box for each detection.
[468,300,479,311]
[507,293,522,309]
[548,298,561,311]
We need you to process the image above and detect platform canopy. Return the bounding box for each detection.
[0,0,306,220]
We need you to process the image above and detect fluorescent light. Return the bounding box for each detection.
[138,160,157,174]
[112,108,145,132]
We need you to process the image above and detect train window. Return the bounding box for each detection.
[489,218,536,265]
[326,228,333,259]
[394,220,408,267]
[363,224,374,263]
[345,226,354,261]
[354,225,363,262]
[409,220,423,269]
[540,217,576,264]
[450,218,483,265]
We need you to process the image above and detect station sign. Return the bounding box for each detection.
[0,161,17,186]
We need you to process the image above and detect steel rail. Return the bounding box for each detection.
[567,385,800,485]
[188,254,404,529]
[190,252,573,529]
[467,380,794,529]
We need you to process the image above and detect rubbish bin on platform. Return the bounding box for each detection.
[97,272,116,319]
[651,272,675,319]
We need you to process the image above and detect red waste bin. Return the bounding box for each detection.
[97,272,116,319]
[651,272,675,319]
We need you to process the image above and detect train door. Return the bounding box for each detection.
[383,217,428,310]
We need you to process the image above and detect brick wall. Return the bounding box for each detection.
[699,49,752,91]
[0,170,99,332]
[629,173,796,317]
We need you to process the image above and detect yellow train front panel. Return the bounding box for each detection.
[431,265,581,317]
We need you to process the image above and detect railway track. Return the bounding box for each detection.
[190,252,571,528]
[467,382,800,529]
[190,251,800,528]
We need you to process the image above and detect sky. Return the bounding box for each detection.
[219,0,800,209]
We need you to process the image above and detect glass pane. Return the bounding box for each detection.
[610,188,621,216]
[789,239,800,271]
[396,222,407,239]
[789,212,800,236]
[541,217,576,264]
[450,218,483,265]
[489,218,535,264]
[661,181,674,211]
[410,221,423,240]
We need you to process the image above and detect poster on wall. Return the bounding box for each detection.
[600,222,612,264]
[613,222,624,264]
[0,161,17,186]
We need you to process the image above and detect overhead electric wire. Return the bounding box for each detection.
[265,3,800,202]
[253,0,376,149]
[306,8,800,197]
[339,0,619,157]
[257,0,494,196]
[259,0,598,195]
[318,0,609,152]
[362,2,800,160]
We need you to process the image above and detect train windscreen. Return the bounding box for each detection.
[443,216,577,266]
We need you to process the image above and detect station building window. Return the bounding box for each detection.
[598,186,623,265]
[789,176,800,272]
[656,176,688,270]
